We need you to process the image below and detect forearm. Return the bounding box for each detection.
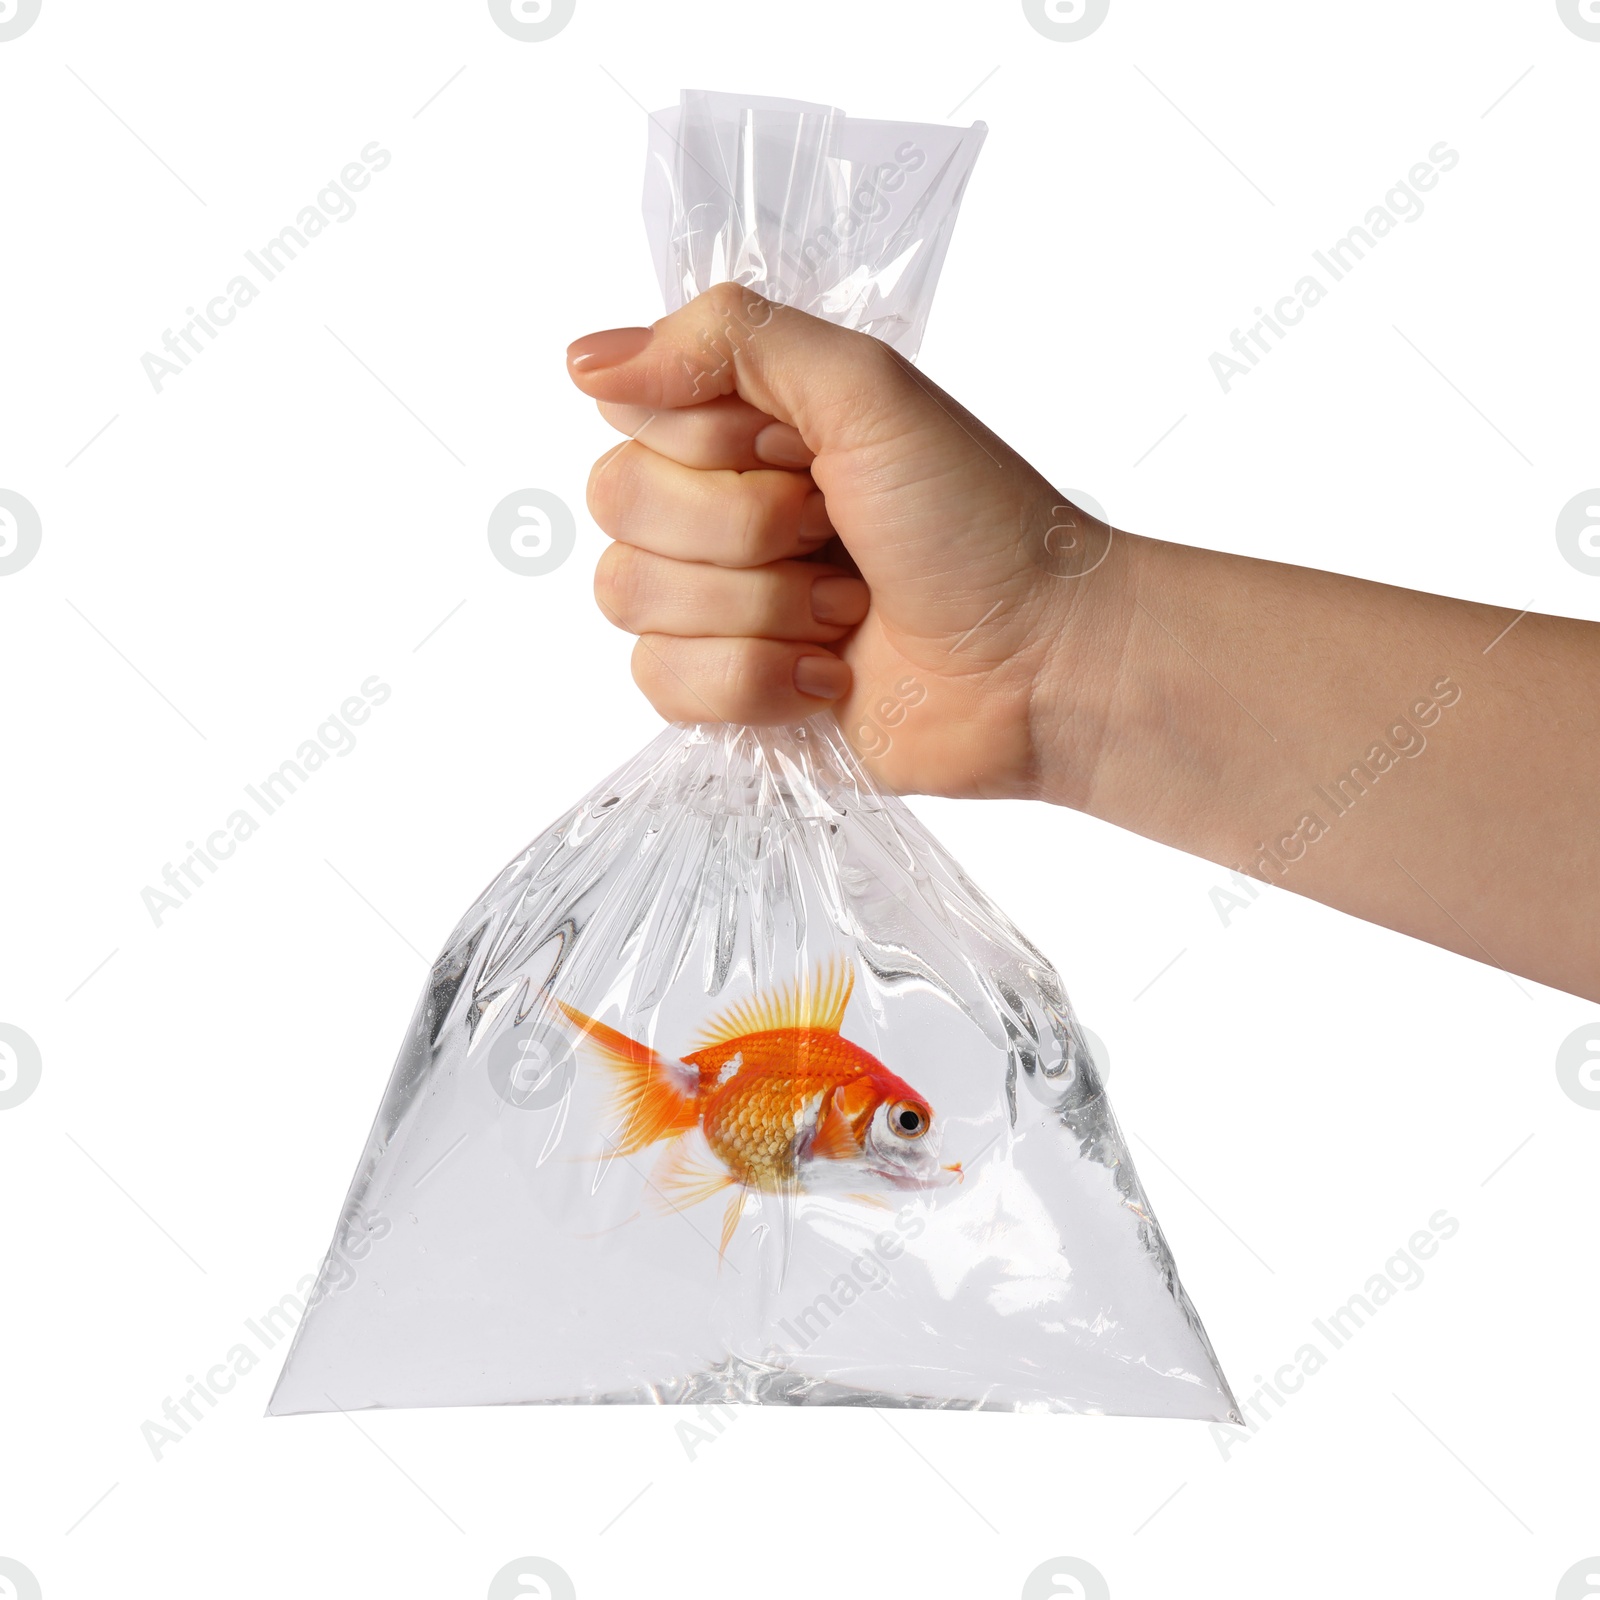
[1037,529,1600,1000]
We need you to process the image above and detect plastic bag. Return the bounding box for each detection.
[269,91,1238,1422]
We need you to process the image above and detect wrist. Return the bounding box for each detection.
[1026,527,1292,865]
[1020,498,1150,810]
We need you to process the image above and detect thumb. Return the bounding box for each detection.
[565,284,929,454]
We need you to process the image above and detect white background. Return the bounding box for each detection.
[3,2,1598,1597]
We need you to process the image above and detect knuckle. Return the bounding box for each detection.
[629,637,680,706]
[687,283,776,390]
[856,332,907,397]
[701,280,752,324]
[585,443,634,533]
[628,637,655,686]
[628,640,671,709]
[835,331,911,434]
[592,544,641,629]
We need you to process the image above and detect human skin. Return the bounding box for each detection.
[567,285,1600,1003]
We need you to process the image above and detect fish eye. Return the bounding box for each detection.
[889,1100,928,1140]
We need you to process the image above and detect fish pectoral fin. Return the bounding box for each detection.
[644,1135,734,1215]
[557,1000,699,1156]
[691,956,855,1051]
[810,1080,875,1161]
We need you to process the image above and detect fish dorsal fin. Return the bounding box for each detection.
[692,957,855,1052]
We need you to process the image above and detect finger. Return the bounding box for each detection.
[566,289,920,452]
[596,394,813,472]
[631,634,852,725]
[587,439,833,567]
[595,544,869,643]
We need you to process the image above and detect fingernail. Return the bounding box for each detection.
[797,489,834,545]
[567,326,653,373]
[754,422,812,469]
[794,655,850,701]
[810,575,869,626]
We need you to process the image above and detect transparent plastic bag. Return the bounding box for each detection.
[269,92,1238,1422]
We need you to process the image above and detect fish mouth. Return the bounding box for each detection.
[870,1159,963,1191]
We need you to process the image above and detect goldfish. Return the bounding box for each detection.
[557,958,957,1255]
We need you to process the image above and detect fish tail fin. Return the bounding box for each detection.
[556,1001,699,1156]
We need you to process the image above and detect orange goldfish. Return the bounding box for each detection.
[557,959,957,1254]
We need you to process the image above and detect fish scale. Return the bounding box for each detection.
[690,1031,877,1188]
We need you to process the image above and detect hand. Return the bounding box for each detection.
[565,284,1122,801]
[569,284,1600,1000]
